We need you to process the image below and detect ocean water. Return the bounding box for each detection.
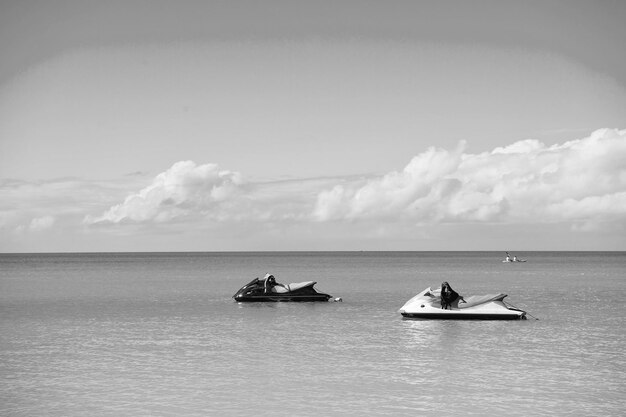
[1,251,625,417]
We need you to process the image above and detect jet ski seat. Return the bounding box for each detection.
[271,281,317,293]
[458,294,507,309]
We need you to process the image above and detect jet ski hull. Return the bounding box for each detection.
[233,278,332,302]
[399,287,526,320]
[234,293,332,302]
[401,311,524,320]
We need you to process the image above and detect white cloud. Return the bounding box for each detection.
[83,129,626,234]
[313,128,626,227]
[0,178,133,236]
[29,215,55,231]
[85,161,245,224]
[3,129,623,251]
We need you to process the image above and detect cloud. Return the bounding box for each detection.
[83,129,626,235]
[84,159,346,227]
[29,215,55,231]
[313,128,626,227]
[4,129,624,251]
[0,177,144,236]
[85,161,245,224]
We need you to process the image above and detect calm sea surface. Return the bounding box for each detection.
[1,252,625,416]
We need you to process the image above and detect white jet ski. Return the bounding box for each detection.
[399,287,526,320]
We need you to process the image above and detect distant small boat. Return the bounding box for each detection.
[503,253,526,263]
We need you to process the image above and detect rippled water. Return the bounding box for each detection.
[1,252,625,416]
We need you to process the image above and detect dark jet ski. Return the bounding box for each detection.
[233,274,332,302]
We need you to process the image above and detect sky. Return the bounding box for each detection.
[1,0,625,252]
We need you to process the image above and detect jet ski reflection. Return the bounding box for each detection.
[233,273,334,302]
